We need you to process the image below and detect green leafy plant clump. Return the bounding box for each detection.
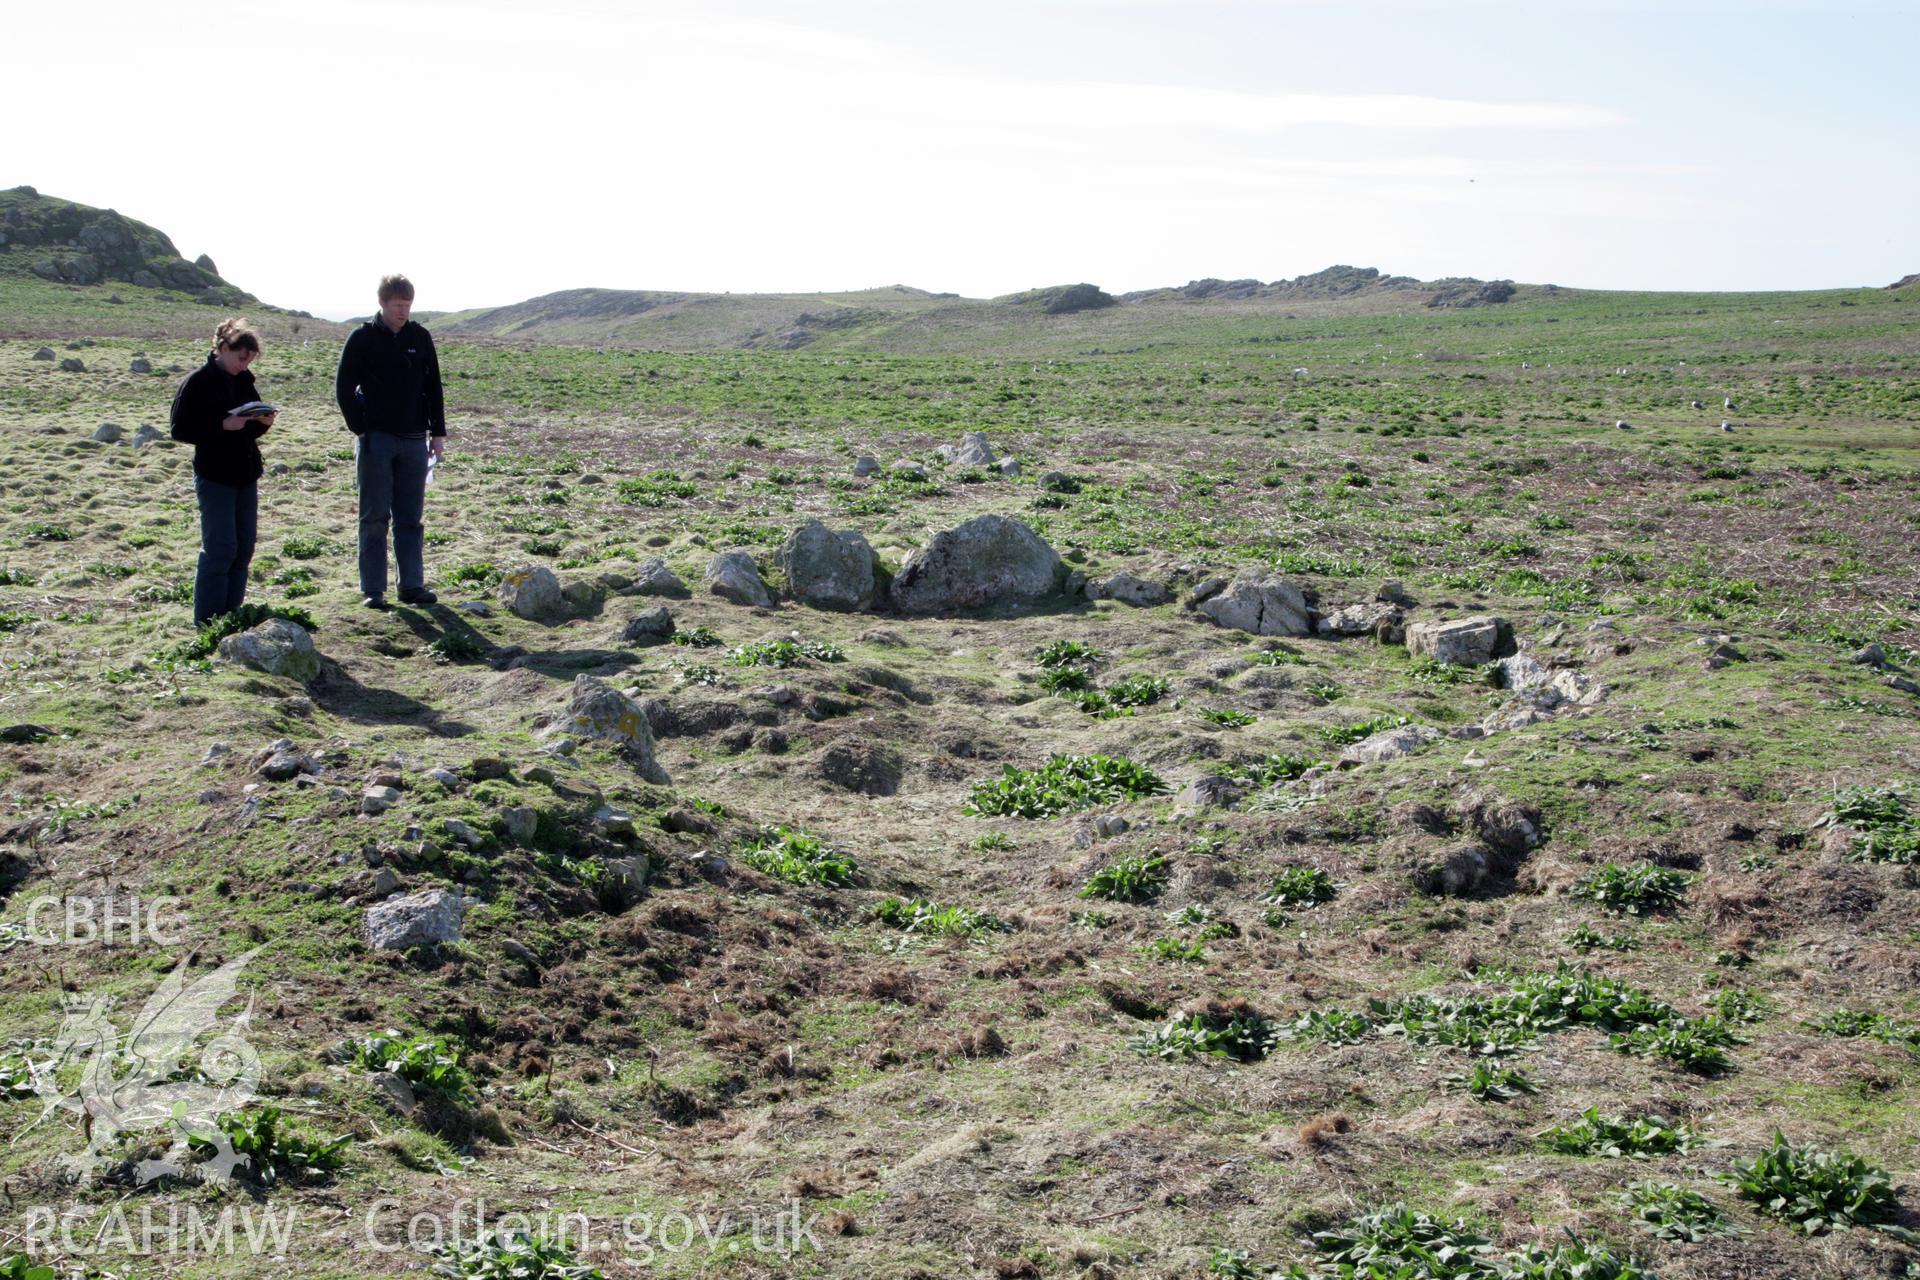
[1081,854,1169,903]
[188,1104,351,1185]
[963,753,1169,818]
[434,1230,607,1280]
[1620,1181,1740,1242]
[1722,1132,1903,1235]
[737,824,859,886]
[1542,1106,1707,1159]
[1444,1059,1537,1102]
[1261,866,1338,909]
[1802,1007,1920,1048]
[345,1029,475,1101]
[874,896,1007,938]
[728,637,845,667]
[1281,1205,1493,1279]
[1131,1006,1281,1062]
[1035,639,1104,668]
[1824,784,1920,864]
[1572,862,1692,915]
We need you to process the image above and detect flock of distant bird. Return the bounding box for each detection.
[1613,394,1738,432]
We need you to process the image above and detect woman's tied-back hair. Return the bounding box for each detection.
[378,274,415,303]
[214,317,260,354]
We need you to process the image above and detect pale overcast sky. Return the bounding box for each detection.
[5,0,1914,319]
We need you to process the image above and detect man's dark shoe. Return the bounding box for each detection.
[361,593,389,610]
[397,587,438,606]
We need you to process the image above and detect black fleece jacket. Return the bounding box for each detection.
[169,353,267,486]
[333,318,445,437]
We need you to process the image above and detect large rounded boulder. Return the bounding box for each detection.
[888,514,1063,614]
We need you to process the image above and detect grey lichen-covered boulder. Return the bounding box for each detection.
[215,618,320,682]
[630,556,686,597]
[130,356,152,373]
[555,675,669,783]
[1411,843,1502,897]
[1500,652,1606,709]
[1196,574,1310,636]
[1339,723,1440,767]
[1087,571,1173,607]
[953,431,995,466]
[58,357,85,372]
[92,422,123,443]
[704,550,773,607]
[774,518,881,611]
[1316,602,1401,636]
[31,347,56,361]
[622,605,675,644]
[498,564,564,620]
[889,514,1063,614]
[1407,616,1504,666]
[131,423,166,447]
[852,454,880,477]
[363,887,469,951]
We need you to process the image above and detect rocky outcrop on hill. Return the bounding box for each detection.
[1,186,248,301]
[1000,283,1116,314]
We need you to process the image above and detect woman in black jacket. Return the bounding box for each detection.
[169,318,276,627]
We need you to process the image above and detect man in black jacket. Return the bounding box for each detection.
[334,273,446,608]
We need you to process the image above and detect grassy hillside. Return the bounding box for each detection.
[1,220,1919,1278]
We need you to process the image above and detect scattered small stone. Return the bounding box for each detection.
[58,358,85,372]
[31,347,55,361]
[1704,643,1746,670]
[130,357,152,374]
[441,817,485,847]
[362,786,401,816]
[852,454,880,477]
[91,423,123,444]
[1850,643,1886,668]
[454,601,492,617]
[367,1070,417,1117]
[501,806,538,843]
[468,757,511,781]
[592,805,636,837]
[423,766,462,788]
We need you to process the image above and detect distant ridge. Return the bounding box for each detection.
[1119,265,1515,308]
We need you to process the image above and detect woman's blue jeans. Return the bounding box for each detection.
[193,475,258,627]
